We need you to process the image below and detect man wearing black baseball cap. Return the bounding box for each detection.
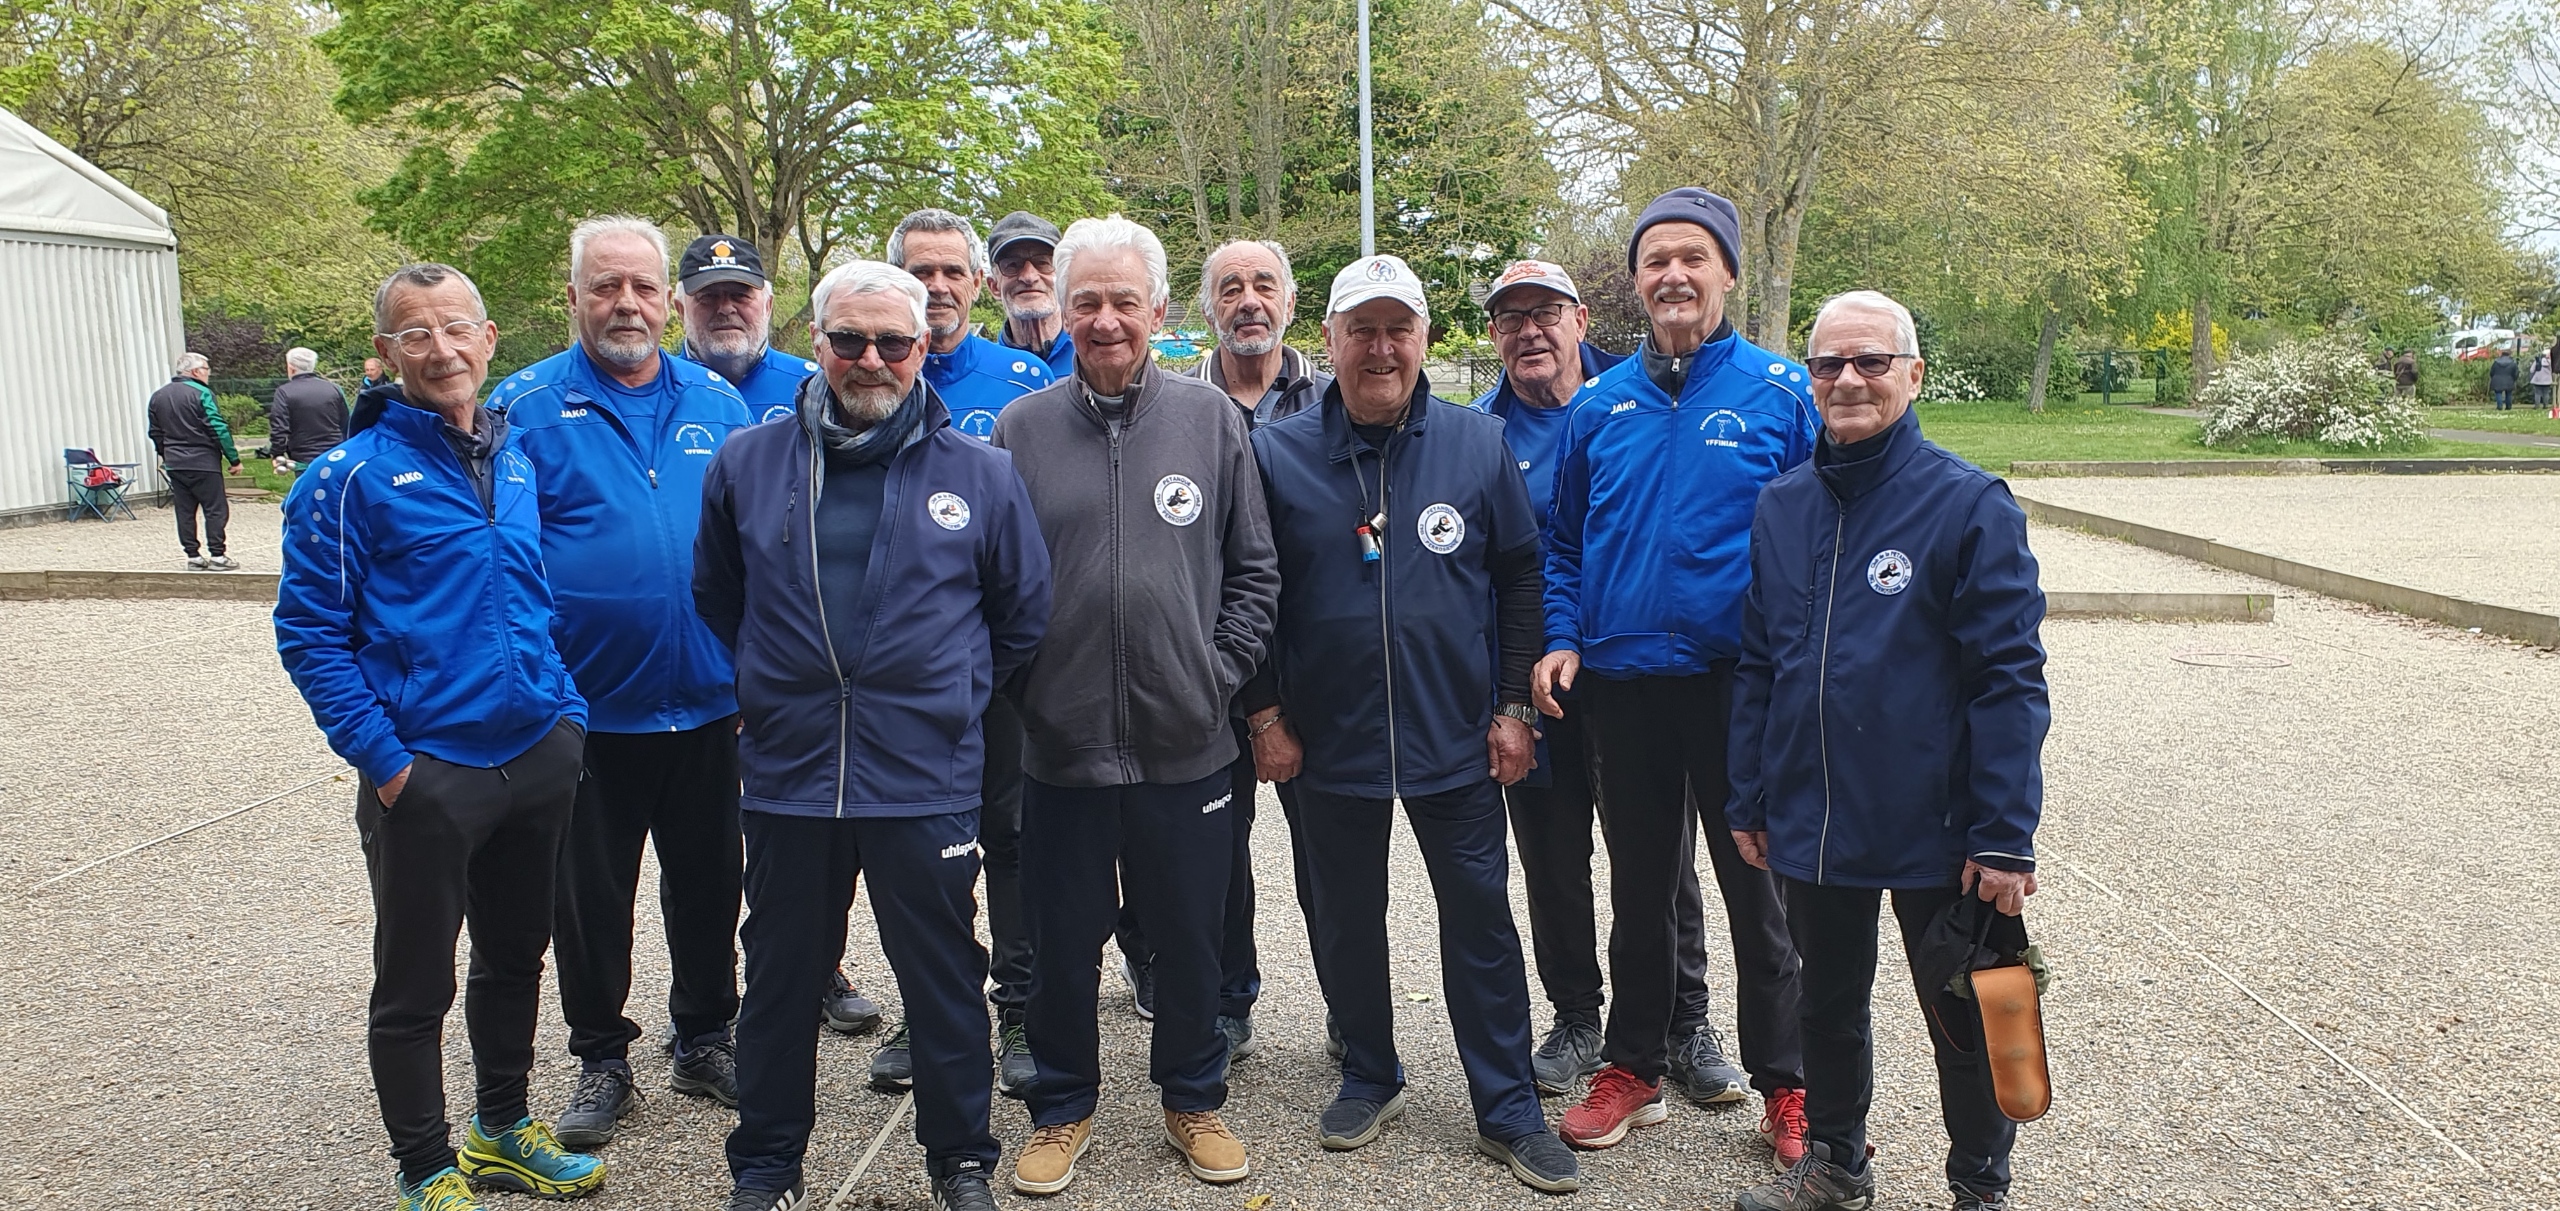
[677,234,822,427]
[985,211,1075,378]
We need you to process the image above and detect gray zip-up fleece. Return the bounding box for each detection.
[992,360,1279,788]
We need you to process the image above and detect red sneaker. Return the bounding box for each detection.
[1756,1086,1808,1170]
[1558,1065,1667,1149]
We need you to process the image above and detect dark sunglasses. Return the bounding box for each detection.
[1805,353,1914,380]
[821,329,920,362]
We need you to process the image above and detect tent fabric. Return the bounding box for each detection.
[0,107,176,248]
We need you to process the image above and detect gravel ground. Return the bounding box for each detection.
[2014,475,2560,614]
[0,501,285,573]
[2,538,2552,1210]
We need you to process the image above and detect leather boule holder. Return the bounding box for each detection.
[1970,962,2050,1122]
[1915,894,2052,1124]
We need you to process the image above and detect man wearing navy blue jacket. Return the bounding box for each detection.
[277,264,603,1211]
[1535,188,1816,1161]
[489,215,754,1141]
[1245,254,1579,1193]
[695,259,1051,1211]
[1725,291,2045,1211]
[675,234,822,427]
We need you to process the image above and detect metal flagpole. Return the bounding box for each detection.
[1357,0,1375,256]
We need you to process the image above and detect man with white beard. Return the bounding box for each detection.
[487,215,755,1148]
[1191,240,1329,425]
[676,234,821,426]
[887,208,1053,440]
[987,212,1076,378]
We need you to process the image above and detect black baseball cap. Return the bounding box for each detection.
[987,211,1062,260]
[679,234,768,291]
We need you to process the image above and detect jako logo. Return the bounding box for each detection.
[559,408,590,419]
[1201,793,1233,814]
[1609,401,1638,414]
[390,471,424,487]
[940,842,977,859]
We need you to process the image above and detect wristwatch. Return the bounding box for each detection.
[1496,703,1538,725]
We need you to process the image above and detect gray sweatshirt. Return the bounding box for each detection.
[992,361,1279,788]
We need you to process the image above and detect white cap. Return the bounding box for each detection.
[1484,259,1580,308]
[1326,254,1430,321]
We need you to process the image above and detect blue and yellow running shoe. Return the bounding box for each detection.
[397,1167,483,1211]
[458,1116,607,1198]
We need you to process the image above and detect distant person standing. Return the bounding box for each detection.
[2488,349,2519,411]
[363,357,392,390]
[2531,351,2552,411]
[2393,349,2418,399]
[145,351,241,570]
[269,346,351,472]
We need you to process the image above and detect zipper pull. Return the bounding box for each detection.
[648,467,659,488]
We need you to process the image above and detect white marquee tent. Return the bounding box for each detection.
[0,106,184,525]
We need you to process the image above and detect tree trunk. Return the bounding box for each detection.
[2189,295,2215,395]
[2026,304,2061,413]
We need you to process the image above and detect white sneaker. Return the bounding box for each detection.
[185,555,209,570]
[207,555,238,571]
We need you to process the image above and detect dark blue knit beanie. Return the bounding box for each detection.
[1627,187,1741,276]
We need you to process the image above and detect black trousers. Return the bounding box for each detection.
[553,719,743,1060]
[166,467,228,557]
[1502,705,1713,1027]
[977,697,1032,1013]
[357,722,583,1184]
[1112,717,1266,1018]
[730,810,997,1190]
[1782,879,2015,1196]
[1021,770,1233,1125]
[1581,668,1804,1089]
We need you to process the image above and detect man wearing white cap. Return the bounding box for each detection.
[1242,254,1579,1193]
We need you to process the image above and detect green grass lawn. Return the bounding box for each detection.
[1915,400,2528,473]
[2418,404,2560,436]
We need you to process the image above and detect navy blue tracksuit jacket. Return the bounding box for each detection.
[1725,407,2048,889]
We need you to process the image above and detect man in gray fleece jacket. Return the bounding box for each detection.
[990,215,1279,1196]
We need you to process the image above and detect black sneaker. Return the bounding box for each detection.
[724,1181,806,1211]
[1218,1013,1257,1061]
[931,1162,1000,1211]
[671,1033,739,1107]
[824,968,883,1035]
[869,1021,913,1092]
[1118,953,1155,1021]
[1735,1142,1875,1211]
[554,1061,641,1150]
[995,1012,1036,1099]
[1477,1129,1583,1193]
[1532,1017,1603,1095]
[1668,1022,1749,1105]
[1949,1183,2010,1211]
[1317,1089,1406,1151]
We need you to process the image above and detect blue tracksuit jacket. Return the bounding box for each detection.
[1252,383,1541,799]
[692,387,1052,817]
[274,392,585,785]
[999,328,1077,380]
[927,333,1052,440]
[1471,342,1625,533]
[1725,406,2048,888]
[1543,332,1818,676]
[724,345,822,426]
[489,346,750,732]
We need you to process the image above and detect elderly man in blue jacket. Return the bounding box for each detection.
[277,263,602,1211]
[1246,254,1580,1194]
[1724,290,2046,1211]
[1535,188,1817,1160]
[694,259,1052,1211]
[487,215,754,1138]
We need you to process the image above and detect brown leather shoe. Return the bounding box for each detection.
[1011,1117,1093,1195]
[1163,1109,1249,1183]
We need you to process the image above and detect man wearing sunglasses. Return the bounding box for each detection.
[1535,187,1817,1163]
[1724,289,2046,1211]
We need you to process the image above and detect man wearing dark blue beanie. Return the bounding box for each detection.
[1535,187,1816,1168]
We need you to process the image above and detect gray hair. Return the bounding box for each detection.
[173,351,209,376]
[569,214,670,284]
[1056,214,1169,309]
[372,263,488,333]
[1809,289,1919,356]
[1197,239,1297,319]
[810,260,930,338]
[886,209,987,275]
[284,347,318,374]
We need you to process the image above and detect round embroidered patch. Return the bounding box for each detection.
[1154,474,1203,526]
[1417,503,1465,554]
[1867,549,1913,596]
[927,492,971,531]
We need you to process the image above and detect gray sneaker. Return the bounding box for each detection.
[1532,1017,1604,1095]
[1477,1129,1582,1193]
[1735,1142,1875,1211]
[869,1021,913,1092]
[1218,1013,1257,1061]
[1317,1090,1406,1151]
[206,554,238,570]
[1949,1183,2010,1211]
[995,1013,1035,1099]
[554,1062,640,1150]
[1668,1022,1748,1105]
[185,555,210,570]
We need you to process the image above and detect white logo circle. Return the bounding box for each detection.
[1867,549,1913,596]
[1417,503,1465,554]
[1154,474,1203,526]
[927,491,971,531]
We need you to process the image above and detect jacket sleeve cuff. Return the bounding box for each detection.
[357,742,413,789]
[1968,850,2035,873]
[1544,638,1579,655]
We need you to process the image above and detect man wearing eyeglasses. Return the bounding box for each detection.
[696,259,1051,1211]
[987,212,1076,378]
[1725,290,2046,1211]
[488,215,754,1146]
[1536,188,1817,1163]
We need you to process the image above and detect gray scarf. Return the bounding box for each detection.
[798,375,928,468]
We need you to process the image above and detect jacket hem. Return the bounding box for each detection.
[1768,856,1966,891]
[742,793,982,819]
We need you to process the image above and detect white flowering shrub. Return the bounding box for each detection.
[1917,365,1988,403]
[2196,337,2426,451]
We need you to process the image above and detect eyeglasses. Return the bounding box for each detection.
[1490,302,1569,335]
[1805,353,1915,380]
[821,329,920,362]
[377,320,487,355]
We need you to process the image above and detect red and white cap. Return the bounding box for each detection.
[1485,259,1580,309]
[1327,254,1431,321]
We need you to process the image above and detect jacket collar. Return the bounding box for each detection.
[1481,342,1610,419]
[1812,403,1924,502]
[1638,322,1739,402]
[1320,370,1437,463]
[361,384,501,451]
[1067,356,1159,426]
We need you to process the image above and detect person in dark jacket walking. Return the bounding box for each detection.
[145,351,241,569]
[1244,253,1580,1193]
[1724,290,2047,1211]
[695,259,1051,1211]
[1534,188,1816,1162]
[2488,349,2520,410]
[1468,259,1733,1104]
[276,263,603,1211]
[487,215,754,1141]
[991,215,1279,1196]
[269,347,350,470]
[2393,349,2419,398]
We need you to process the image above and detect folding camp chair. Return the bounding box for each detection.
[64,448,139,521]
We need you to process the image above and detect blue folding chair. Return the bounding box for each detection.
[64,448,139,521]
